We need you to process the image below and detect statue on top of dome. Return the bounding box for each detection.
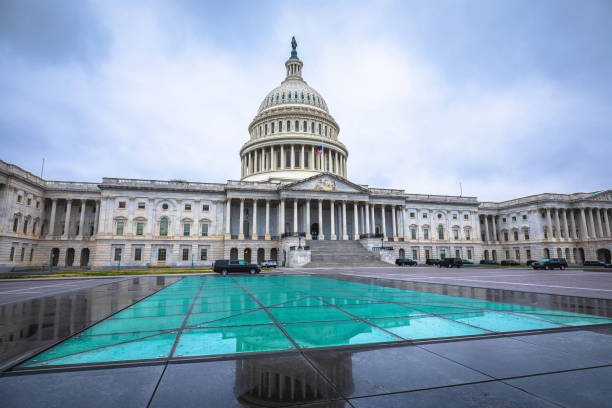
[290,36,298,59]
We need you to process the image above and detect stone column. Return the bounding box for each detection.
[545,208,553,240]
[225,199,231,238]
[569,209,576,239]
[78,200,86,238]
[93,200,100,236]
[290,145,295,169]
[300,145,305,169]
[365,202,370,234]
[554,209,561,240]
[252,200,258,240]
[293,199,298,234]
[580,208,589,239]
[381,205,387,241]
[48,199,57,236]
[588,208,596,239]
[63,199,72,238]
[491,215,498,242]
[238,199,244,240]
[280,145,284,169]
[341,200,348,240]
[597,208,605,238]
[330,200,336,240]
[265,200,270,240]
[483,216,490,242]
[603,209,611,238]
[318,199,324,240]
[311,146,315,170]
[327,149,332,172]
[353,202,359,240]
[279,199,285,235]
[562,209,570,240]
[306,199,311,239]
[371,205,375,235]
[391,205,397,240]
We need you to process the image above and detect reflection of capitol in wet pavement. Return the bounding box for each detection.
[0,276,176,370]
[234,353,352,407]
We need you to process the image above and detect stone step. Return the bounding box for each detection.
[304,239,392,268]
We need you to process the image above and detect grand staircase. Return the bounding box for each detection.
[303,239,392,268]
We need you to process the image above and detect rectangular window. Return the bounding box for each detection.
[502,217,506,223]
[512,216,517,222]
[318,123,321,134]
[325,126,327,136]
[514,231,519,240]
[505,250,510,259]
[265,124,268,135]
[201,223,208,237]
[183,223,190,236]
[303,121,307,132]
[524,231,530,240]
[286,150,291,167]
[522,214,527,220]
[27,198,32,206]
[29,248,34,262]
[202,204,209,211]
[9,247,15,261]
[200,248,207,261]
[36,201,40,208]
[423,213,427,219]
[279,121,282,132]
[455,249,460,258]
[412,249,418,260]
[182,248,189,261]
[440,249,446,259]
[114,247,122,261]
[515,249,520,260]
[184,203,191,211]
[526,249,532,259]
[410,228,416,240]
[295,150,300,167]
[453,229,459,240]
[138,202,145,209]
[424,228,429,240]
[17,195,22,203]
[311,122,314,133]
[438,227,444,240]
[136,222,144,235]
[116,221,124,235]
[504,232,508,241]
[453,214,457,220]
[464,214,469,220]
[134,248,142,261]
[20,247,25,261]
[271,122,275,133]
[158,248,166,261]
[467,249,472,259]
[13,218,18,232]
[304,151,309,167]
[410,212,415,218]
[118,201,126,209]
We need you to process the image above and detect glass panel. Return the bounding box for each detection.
[336,303,425,319]
[283,320,399,348]
[445,312,562,332]
[268,306,354,323]
[369,316,488,340]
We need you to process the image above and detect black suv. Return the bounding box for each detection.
[426,258,441,266]
[395,258,417,266]
[213,260,261,275]
[438,258,463,268]
[531,258,568,270]
[480,260,499,265]
[501,260,520,266]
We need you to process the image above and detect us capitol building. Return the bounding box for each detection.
[1,39,611,271]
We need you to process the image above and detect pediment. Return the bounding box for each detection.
[282,173,368,194]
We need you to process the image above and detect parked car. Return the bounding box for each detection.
[480,260,499,265]
[395,258,417,266]
[261,260,278,268]
[526,260,537,266]
[461,259,474,265]
[531,258,568,270]
[438,258,463,268]
[584,260,606,267]
[212,260,261,275]
[501,260,520,266]
[426,258,441,266]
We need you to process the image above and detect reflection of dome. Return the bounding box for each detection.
[239,38,348,183]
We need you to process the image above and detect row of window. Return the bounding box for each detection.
[118,201,210,212]
[407,226,471,240]
[16,194,41,208]
[485,230,531,241]
[8,247,35,262]
[410,212,471,221]
[262,91,325,108]
[116,220,209,237]
[12,218,38,235]
[253,119,333,139]
[113,247,208,262]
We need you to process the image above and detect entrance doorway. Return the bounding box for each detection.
[597,248,611,263]
[257,248,265,264]
[230,248,238,260]
[80,248,90,267]
[424,249,430,260]
[66,248,75,267]
[399,248,405,258]
[244,248,251,263]
[51,248,59,266]
[310,223,319,239]
[270,248,278,261]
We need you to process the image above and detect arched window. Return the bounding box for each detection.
[311,122,314,133]
[318,123,321,135]
[303,121,307,132]
[301,93,304,100]
[325,126,327,137]
[282,93,285,100]
[307,94,311,101]
[265,124,268,135]
[438,225,444,240]
[288,92,291,99]
[287,120,291,131]
[160,217,168,236]
[295,120,299,131]
[271,122,275,133]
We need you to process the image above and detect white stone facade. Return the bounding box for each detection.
[1,41,611,271]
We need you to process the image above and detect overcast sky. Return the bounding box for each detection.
[1,0,611,201]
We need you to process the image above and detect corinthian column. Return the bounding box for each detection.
[318,199,324,240]
[353,202,359,240]
[330,200,336,240]
[545,208,553,240]
[63,199,72,238]
[265,200,270,240]
[580,208,588,239]
[252,200,258,240]
[238,199,244,240]
[391,206,397,241]
[341,200,348,240]
[365,202,370,234]
[306,199,311,239]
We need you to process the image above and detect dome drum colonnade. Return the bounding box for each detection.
[240,39,347,182]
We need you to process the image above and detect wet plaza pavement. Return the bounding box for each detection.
[1,270,612,407]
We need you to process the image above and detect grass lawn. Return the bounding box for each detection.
[0,268,215,279]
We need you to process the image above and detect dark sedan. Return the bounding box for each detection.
[531,258,568,270]
[395,258,417,266]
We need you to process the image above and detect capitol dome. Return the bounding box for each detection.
[240,38,348,182]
